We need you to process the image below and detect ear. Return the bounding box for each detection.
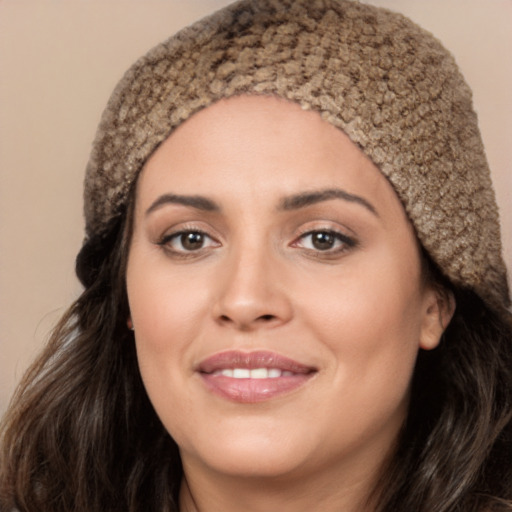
[127,317,134,331]
[419,286,455,351]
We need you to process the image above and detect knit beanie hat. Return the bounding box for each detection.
[81,0,510,312]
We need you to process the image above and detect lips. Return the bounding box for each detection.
[197,350,317,403]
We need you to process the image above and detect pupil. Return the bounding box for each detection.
[182,232,204,250]
[312,232,334,250]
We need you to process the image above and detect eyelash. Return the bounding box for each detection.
[156,227,357,258]
[156,229,220,258]
[292,229,357,256]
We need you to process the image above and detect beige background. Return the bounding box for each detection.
[1,0,511,416]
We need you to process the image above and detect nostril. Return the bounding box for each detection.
[219,314,274,323]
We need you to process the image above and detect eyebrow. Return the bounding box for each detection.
[145,187,378,217]
[279,188,378,216]
[145,194,220,215]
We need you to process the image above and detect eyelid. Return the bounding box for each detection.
[294,230,356,247]
[152,219,358,259]
[153,219,219,243]
[290,223,359,256]
[155,222,222,258]
[158,228,216,246]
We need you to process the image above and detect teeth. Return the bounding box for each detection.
[216,368,294,379]
[233,368,250,378]
[250,368,269,379]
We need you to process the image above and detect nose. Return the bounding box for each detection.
[212,247,293,331]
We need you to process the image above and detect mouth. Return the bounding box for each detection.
[197,350,317,403]
[211,368,297,378]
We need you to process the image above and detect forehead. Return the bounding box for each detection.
[136,95,406,222]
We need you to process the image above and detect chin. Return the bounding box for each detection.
[176,419,315,479]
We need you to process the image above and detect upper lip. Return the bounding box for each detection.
[197,350,316,375]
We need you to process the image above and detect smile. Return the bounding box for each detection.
[212,368,295,378]
[197,350,317,403]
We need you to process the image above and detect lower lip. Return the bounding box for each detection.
[200,373,313,403]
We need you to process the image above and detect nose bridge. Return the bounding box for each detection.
[213,231,292,329]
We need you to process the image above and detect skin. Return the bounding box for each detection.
[126,95,452,512]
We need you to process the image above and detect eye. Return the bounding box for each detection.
[159,230,219,253]
[294,230,356,253]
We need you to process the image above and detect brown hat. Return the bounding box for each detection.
[83,0,510,312]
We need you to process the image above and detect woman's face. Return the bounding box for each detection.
[126,95,444,486]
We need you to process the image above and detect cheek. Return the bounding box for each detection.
[303,255,421,330]
[126,254,209,412]
[127,279,203,441]
[127,254,209,352]
[297,250,424,388]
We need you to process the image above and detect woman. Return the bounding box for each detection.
[1,0,511,511]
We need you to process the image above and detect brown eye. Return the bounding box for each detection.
[294,230,357,254]
[158,230,219,254]
[180,232,205,251]
[311,232,336,251]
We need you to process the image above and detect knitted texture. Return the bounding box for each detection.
[84,0,509,311]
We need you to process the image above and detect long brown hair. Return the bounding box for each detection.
[1,190,511,511]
